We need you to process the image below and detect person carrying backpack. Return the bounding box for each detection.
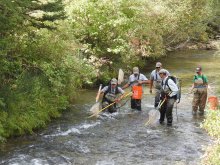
[189,67,213,116]
[149,62,170,108]
[159,69,178,126]
[96,78,126,113]
[122,67,150,111]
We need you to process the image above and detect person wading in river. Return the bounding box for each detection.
[189,66,213,116]
[122,67,150,111]
[159,69,178,126]
[150,62,170,108]
[96,78,126,113]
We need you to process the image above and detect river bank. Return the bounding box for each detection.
[166,37,220,52]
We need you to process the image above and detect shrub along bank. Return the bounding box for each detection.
[200,108,220,165]
[0,0,219,145]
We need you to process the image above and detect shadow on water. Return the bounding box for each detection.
[0,50,219,165]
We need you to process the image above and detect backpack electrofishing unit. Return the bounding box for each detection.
[162,76,181,103]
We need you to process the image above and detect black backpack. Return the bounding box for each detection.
[162,76,181,103]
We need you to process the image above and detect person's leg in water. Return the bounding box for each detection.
[108,103,117,113]
[155,88,161,108]
[159,101,166,124]
[102,101,110,112]
[136,99,142,111]
[131,98,141,111]
[192,90,199,116]
[198,88,207,115]
[166,98,175,126]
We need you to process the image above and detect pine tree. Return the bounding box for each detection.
[0,0,66,35]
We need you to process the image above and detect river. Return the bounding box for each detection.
[0,49,219,165]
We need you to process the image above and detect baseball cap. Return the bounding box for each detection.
[156,62,162,67]
[111,78,118,85]
[195,67,202,72]
[158,69,166,74]
[133,67,139,74]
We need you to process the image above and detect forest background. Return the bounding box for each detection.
[0,0,220,164]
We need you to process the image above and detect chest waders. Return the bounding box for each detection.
[102,85,119,113]
[153,70,162,107]
[154,70,162,89]
[192,75,207,115]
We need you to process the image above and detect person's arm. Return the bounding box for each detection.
[116,88,126,102]
[96,90,103,102]
[206,82,214,94]
[149,72,154,93]
[149,80,153,93]
[138,80,150,85]
[121,83,130,89]
[118,91,126,102]
[190,76,196,93]
[138,74,150,85]
[190,84,195,93]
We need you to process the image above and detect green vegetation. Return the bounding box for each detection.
[200,93,220,164]
[0,0,219,145]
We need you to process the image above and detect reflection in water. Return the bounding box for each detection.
[0,50,218,165]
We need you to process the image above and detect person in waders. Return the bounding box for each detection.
[149,62,170,108]
[122,67,150,111]
[159,69,178,126]
[96,78,126,113]
[189,67,213,116]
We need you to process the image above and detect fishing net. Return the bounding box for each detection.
[148,109,160,125]
[118,69,124,85]
[90,102,100,117]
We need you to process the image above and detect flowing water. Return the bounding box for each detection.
[0,50,220,165]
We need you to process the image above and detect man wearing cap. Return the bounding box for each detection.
[159,69,178,126]
[96,78,126,113]
[189,67,213,115]
[150,62,170,108]
[122,67,150,111]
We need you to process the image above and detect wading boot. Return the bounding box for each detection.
[167,117,172,126]
[159,120,164,125]
[192,111,197,116]
[198,110,204,116]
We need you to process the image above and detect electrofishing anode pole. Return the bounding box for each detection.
[87,91,133,118]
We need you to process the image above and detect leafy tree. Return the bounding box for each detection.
[0,0,66,78]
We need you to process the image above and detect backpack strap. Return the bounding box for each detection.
[104,85,119,95]
[104,85,111,94]
[165,76,171,90]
